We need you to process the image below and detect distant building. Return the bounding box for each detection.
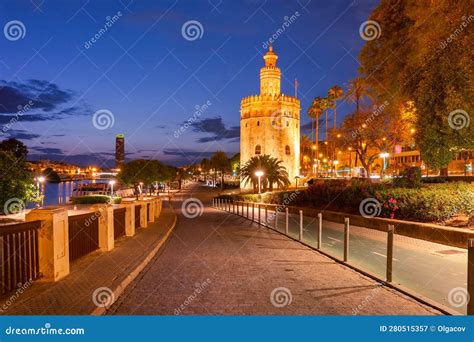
[115,133,125,168]
[240,45,300,189]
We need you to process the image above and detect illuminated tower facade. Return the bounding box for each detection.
[240,45,300,189]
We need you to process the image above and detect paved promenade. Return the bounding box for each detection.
[110,184,441,315]
[1,202,176,315]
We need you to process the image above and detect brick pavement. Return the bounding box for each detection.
[0,202,176,315]
[110,185,442,315]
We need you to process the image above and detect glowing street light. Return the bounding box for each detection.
[36,176,45,207]
[109,180,116,196]
[255,170,264,194]
[380,152,390,178]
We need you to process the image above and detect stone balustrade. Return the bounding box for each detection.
[24,197,163,282]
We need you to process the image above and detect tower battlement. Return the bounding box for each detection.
[240,94,300,105]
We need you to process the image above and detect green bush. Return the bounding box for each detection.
[392,166,422,188]
[71,195,122,205]
[227,181,474,224]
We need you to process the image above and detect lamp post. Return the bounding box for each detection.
[380,152,389,178]
[109,180,116,196]
[36,176,45,207]
[333,160,339,178]
[255,170,264,194]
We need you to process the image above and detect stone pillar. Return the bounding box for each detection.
[26,207,69,282]
[148,200,155,223]
[91,204,114,252]
[124,202,135,237]
[139,201,148,228]
[153,198,160,219]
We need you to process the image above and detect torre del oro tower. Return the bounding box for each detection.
[240,45,300,189]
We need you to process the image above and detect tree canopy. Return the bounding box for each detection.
[118,159,173,186]
[359,0,473,170]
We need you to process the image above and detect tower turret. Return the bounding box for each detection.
[260,45,281,96]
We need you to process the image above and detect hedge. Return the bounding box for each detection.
[222,181,474,224]
[71,195,122,205]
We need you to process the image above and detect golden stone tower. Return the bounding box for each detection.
[240,45,300,189]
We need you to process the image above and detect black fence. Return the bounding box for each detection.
[0,221,41,295]
[113,208,126,239]
[68,213,99,262]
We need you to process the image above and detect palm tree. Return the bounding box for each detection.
[328,85,343,131]
[307,96,324,174]
[344,77,370,115]
[328,85,343,176]
[239,155,290,193]
[210,151,229,189]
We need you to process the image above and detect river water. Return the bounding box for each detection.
[38,179,110,206]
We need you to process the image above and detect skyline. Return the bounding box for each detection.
[0,0,378,167]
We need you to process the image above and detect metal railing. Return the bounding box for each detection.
[113,208,126,240]
[213,199,404,295]
[0,221,41,295]
[68,212,100,262]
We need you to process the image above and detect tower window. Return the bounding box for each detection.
[245,123,248,127]
[257,121,260,126]
[286,121,289,127]
[285,145,290,155]
[255,145,261,155]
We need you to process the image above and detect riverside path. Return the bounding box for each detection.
[109,183,441,315]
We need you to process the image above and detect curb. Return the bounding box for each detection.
[91,201,178,315]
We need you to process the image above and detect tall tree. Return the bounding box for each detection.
[0,138,28,160]
[359,0,473,172]
[210,151,229,190]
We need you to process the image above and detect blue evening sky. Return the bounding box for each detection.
[0,0,378,167]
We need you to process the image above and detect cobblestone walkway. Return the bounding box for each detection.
[110,185,441,315]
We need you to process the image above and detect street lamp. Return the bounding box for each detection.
[36,176,45,207]
[333,160,339,177]
[380,152,390,178]
[109,180,116,196]
[255,170,264,194]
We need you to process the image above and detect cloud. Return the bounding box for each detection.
[0,129,40,140]
[0,80,89,127]
[162,148,214,158]
[0,79,73,113]
[190,116,240,143]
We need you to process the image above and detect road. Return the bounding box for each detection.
[109,183,440,315]
[248,205,466,314]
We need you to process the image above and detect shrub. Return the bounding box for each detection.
[392,166,422,188]
[227,181,474,224]
[71,195,122,205]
